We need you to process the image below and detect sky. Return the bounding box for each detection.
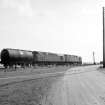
[0,0,104,63]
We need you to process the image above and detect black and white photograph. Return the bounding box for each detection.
[0,0,104,105]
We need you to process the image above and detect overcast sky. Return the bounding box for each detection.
[0,0,104,63]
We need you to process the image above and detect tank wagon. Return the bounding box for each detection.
[1,49,33,68]
[0,48,82,68]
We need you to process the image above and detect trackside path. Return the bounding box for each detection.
[42,65,105,105]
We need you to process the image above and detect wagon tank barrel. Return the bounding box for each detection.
[1,48,33,67]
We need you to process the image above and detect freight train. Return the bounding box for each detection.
[0,48,82,68]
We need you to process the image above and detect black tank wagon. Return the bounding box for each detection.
[1,48,33,68]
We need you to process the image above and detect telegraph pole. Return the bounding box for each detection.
[103,7,105,67]
[93,52,96,65]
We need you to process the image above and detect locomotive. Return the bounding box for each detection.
[0,48,82,68]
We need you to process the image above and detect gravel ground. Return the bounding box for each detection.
[0,65,101,105]
[0,75,63,105]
